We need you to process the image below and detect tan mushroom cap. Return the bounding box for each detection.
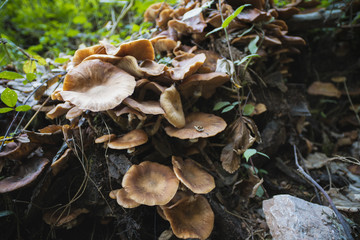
[122,161,179,206]
[50,89,64,101]
[108,129,148,150]
[167,53,206,81]
[110,188,141,208]
[60,59,136,112]
[51,148,72,176]
[150,36,177,53]
[72,45,106,66]
[160,85,185,128]
[101,39,155,61]
[82,54,123,64]
[144,2,170,22]
[165,112,227,139]
[156,8,173,28]
[95,134,116,144]
[65,106,83,120]
[161,195,214,240]
[172,156,215,194]
[46,102,73,119]
[123,98,165,115]
[179,72,229,99]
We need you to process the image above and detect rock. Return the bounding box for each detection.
[263,194,347,240]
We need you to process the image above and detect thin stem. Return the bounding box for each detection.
[293,145,353,240]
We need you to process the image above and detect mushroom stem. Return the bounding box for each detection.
[106,110,128,130]
[148,115,164,136]
[199,147,226,182]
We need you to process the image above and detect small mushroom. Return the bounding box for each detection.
[122,161,179,206]
[123,98,165,115]
[160,85,185,128]
[101,39,155,61]
[107,129,148,150]
[167,53,206,81]
[172,156,215,194]
[46,102,73,119]
[72,45,106,66]
[95,134,116,144]
[161,194,214,240]
[165,112,227,139]
[110,188,141,208]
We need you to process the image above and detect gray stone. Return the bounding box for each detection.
[263,194,347,240]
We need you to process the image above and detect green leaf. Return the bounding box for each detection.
[243,104,255,116]
[221,105,235,113]
[0,71,24,80]
[15,105,31,112]
[1,88,17,107]
[243,148,257,162]
[255,186,264,198]
[0,107,14,113]
[26,73,36,82]
[222,4,251,29]
[23,60,36,73]
[0,210,13,218]
[213,101,230,111]
[54,58,70,64]
[231,101,240,106]
[67,29,80,37]
[33,55,46,65]
[73,15,87,24]
[248,35,260,54]
[257,152,270,159]
[205,26,223,37]
[234,54,260,66]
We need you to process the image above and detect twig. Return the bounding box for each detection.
[293,145,353,240]
[107,0,134,37]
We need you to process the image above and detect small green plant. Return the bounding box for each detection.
[0,87,31,113]
[243,148,269,162]
[206,4,251,36]
[213,101,255,115]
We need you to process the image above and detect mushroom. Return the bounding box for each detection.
[51,148,72,176]
[107,129,148,150]
[178,72,229,99]
[72,45,106,66]
[43,208,89,228]
[165,112,227,139]
[161,194,214,240]
[122,161,179,206]
[101,39,155,61]
[172,156,215,194]
[46,101,73,119]
[122,98,165,115]
[60,59,136,112]
[167,53,206,81]
[95,134,116,144]
[0,158,49,193]
[160,85,185,128]
[109,188,141,208]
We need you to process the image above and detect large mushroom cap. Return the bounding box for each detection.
[122,161,179,206]
[107,129,148,150]
[60,59,136,112]
[161,195,214,240]
[160,85,185,128]
[165,112,227,139]
[172,156,215,194]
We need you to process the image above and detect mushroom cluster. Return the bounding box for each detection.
[144,0,307,78]
[42,26,230,238]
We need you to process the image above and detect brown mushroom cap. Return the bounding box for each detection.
[144,2,170,22]
[161,195,214,240]
[123,98,165,115]
[110,188,141,208]
[122,161,179,206]
[165,112,227,139]
[72,45,106,66]
[95,134,116,144]
[101,39,155,61]
[167,53,206,81]
[160,85,186,128]
[60,59,136,112]
[107,129,148,150]
[65,106,83,119]
[172,156,215,194]
[0,158,49,193]
[179,72,230,99]
[46,102,73,119]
